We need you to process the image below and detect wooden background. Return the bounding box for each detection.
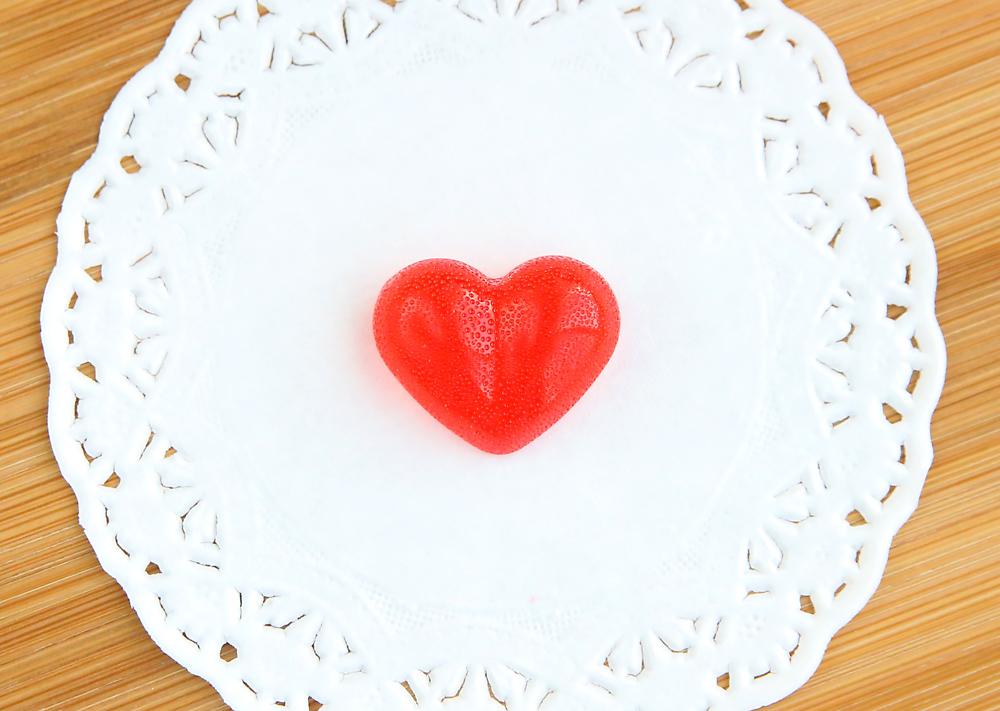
[1,0,998,708]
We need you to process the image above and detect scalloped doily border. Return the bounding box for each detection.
[40,1,946,709]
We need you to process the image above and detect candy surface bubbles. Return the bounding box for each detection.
[373,256,621,454]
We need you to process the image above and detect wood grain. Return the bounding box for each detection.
[1,0,998,709]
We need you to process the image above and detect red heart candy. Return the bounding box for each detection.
[373,256,620,454]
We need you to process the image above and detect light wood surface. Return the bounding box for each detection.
[1,1,998,709]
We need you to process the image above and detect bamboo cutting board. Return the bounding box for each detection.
[1,0,998,709]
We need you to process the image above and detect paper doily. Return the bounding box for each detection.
[41,0,946,709]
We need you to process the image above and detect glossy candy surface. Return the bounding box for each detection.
[373,256,620,454]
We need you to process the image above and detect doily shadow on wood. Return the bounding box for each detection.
[40,0,946,709]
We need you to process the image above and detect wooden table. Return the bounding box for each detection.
[1,1,998,709]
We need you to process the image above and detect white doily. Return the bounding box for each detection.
[41,0,946,709]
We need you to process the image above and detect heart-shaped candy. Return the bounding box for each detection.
[373,256,620,454]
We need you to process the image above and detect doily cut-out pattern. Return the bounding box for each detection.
[40,0,945,710]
